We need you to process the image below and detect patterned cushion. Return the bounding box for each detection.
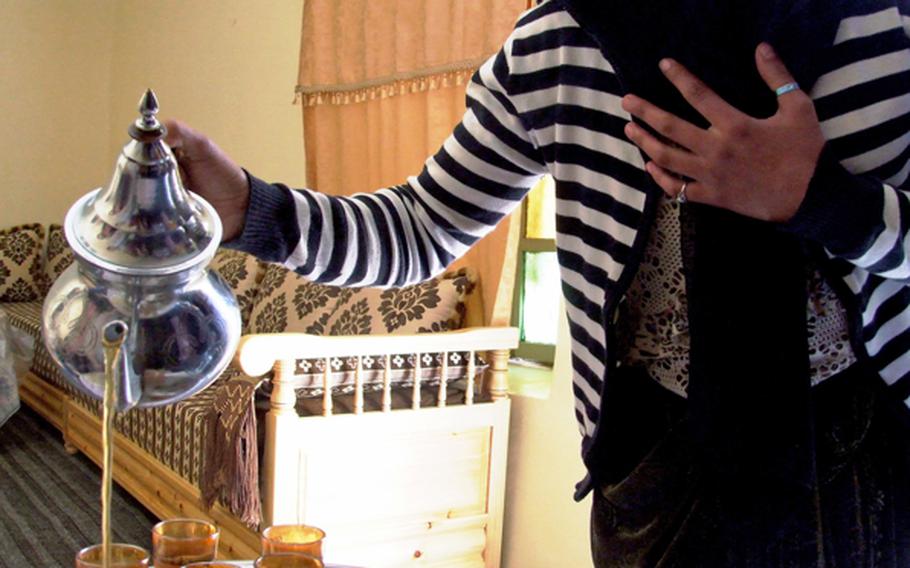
[248,265,477,336]
[211,249,266,331]
[44,224,74,294]
[322,267,477,335]
[247,264,349,334]
[0,224,45,302]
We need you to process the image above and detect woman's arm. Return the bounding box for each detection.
[167,45,545,289]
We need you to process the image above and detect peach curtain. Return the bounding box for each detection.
[298,0,528,326]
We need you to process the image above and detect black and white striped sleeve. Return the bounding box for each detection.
[783,3,910,283]
[228,43,545,288]
[785,147,910,284]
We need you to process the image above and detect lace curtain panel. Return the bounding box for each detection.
[297,0,528,325]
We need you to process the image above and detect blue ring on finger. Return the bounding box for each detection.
[775,82,800,97]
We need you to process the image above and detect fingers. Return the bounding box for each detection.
[659,59,745,126]
[644,162,719,207]
[644,162,692,201]
[162,119,187,147]
[163,119,206,160]
[755,43,811,115]
[624,121,704,181]
[755,43,796,92]
[622,94,710,155]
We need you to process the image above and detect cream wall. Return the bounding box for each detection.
[0,0,115,228]
[502,308,592,568]
[0,0,305,229]
[107,0,306,188]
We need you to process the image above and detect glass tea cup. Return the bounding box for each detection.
[152,518,220,568]
[255,554,324,568]
[260,525,325,559]
[75,543,150,567]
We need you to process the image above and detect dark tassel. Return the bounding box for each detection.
[201,376,264,528]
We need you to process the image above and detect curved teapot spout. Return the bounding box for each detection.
[101,320,141,412]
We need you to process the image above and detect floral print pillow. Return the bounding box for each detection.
[322,269,475,336]
[0,224,45,302]
[247,263,349,334]
[247,264,477,336]
[211,249,266,331]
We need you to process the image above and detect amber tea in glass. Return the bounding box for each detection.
[260,525,325,559]
[255,554,324,568]
[152,518,219,568]
[75,543,149,567]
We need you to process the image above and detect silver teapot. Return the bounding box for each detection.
[42,90,241,411]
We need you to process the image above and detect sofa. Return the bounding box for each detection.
[1,222,517,567]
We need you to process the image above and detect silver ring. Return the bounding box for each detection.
[775,82,800,97]
[676,181,689,204]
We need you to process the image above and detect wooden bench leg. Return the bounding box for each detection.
[64,438,79,455]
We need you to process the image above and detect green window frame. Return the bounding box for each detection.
[511,177,559,365]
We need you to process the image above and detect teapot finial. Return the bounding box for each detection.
[131,89,163,138]
[138,89,159,128]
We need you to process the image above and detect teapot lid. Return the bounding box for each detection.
[65,90,221,276]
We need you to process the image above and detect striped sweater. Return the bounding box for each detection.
[232,0,910,498]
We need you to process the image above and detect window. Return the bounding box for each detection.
[512,176,560,364]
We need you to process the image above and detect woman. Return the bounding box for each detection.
[167,1,910,565]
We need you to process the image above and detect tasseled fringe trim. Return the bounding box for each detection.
[201,377,264,528]
[296,64,480,107]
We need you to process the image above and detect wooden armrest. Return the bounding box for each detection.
[233,326,519,378]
